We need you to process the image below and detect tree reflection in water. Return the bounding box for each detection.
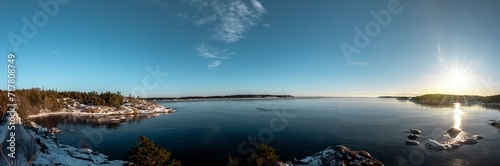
[31,113,168,130]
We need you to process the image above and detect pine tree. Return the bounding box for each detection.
[226,155,241,166]
[251,144,279,166]
[128,136,181,166]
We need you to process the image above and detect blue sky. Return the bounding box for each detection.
[1,0,500,97]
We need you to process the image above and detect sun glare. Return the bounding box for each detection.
[449,72,467,90]
[439,60,474,94]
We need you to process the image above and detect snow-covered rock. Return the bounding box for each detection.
[49,127,63,135]
[425,139,451,150]
[473,135,485,140]
[26,123,127,166]
[292,145,383,166]
[489,120,500,127]
[461,138,478,145]
[405,140,419,146]
[409,129,421,135]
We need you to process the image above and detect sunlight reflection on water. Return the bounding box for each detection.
[453,103,463,130]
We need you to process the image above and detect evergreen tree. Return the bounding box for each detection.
[128,136,181,166]
[251,144,279,166]
[226,155,241,166]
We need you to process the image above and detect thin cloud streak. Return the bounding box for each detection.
[208,60,222,69]
[196,43,233,59]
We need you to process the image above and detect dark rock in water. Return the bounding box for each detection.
[447,128,462,138]
[473,135,485,140]
[407,134,420,140]
[292,145,384,166]
[447,127,461,134]
[349,150,374,160]
[410,129,422,135]
[450,143,461,149]
[463,138,478,144]
[489,120,500,127]
[405,140,419,146]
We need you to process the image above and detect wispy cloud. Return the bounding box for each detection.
[195,15,217,26]
[188,0,266,43]
[208,60,222,69]
[196,43,233,59]
[263,23,271,28]
[185,0,267,70]
[250,0,265,14]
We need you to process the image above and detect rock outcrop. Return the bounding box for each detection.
[289,145,384,166]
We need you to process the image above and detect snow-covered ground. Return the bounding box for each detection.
[0,118,10,166]
[29,100,176,118]
[2,122,127,166]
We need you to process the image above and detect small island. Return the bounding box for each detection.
[378,96,411,100]
[410,94,500,104]
[380,94,500,109]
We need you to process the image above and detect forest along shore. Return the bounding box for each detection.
[28,99,175,118]
[0,89,176,121]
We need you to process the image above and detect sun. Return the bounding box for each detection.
[443,66,472,94]
[450,73,466,89]
[433,44,479,95]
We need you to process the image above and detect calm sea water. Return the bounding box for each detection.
[32,98,500,166]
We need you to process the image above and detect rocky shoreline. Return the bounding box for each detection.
[10,120,385,166]
[23,122,127,165]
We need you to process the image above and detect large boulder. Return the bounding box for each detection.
[447,128,462,138]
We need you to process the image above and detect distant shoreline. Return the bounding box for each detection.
[144,94,294,101]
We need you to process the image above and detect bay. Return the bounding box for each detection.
[32,98,500,165]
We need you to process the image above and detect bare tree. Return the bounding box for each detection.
[0,144,14,166]
[20,138,40,165]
